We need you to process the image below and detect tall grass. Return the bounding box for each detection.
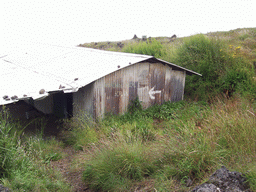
[61,113,100,150]
[74,29,256,190]
[79,97,256,191]
[0,110,71,191]
[170,34,256,101]
[83,138,160,191]
[123,38,166,58]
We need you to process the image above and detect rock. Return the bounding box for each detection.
[170,34,177,42]
[11,95,18,100]
[186,177,193,187]
[3,95,10,101]
[117,42,124,48]
[191,166,251,192]
[59,84,65,89]
[170,34,177,39]
[192,183,219,192]
[132,34,138,39]
[39,89,45,94]
[0,184,12,192]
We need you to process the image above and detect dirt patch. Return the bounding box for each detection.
[50,147,90,192]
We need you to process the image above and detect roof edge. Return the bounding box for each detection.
[151,58,202,76]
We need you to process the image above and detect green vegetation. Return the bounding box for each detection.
[80,28,256,101]
[123,38,166,58]
[72,97,255,191]
[171,34,256,100]
[0,110,71,191]
[1,28,256,191]
[76,28,256,191]
[2,96,255,191]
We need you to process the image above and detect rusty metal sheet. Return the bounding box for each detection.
[73,61,187,119]
[104,69,123,115]
[170,70,186,102]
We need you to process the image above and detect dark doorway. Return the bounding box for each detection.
[53,92,73,118]
[66,93,73,118]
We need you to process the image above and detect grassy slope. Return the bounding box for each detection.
[1,28,256,192]
[66,97,256,191]
[79,28,256,63]
[75,28,256,191]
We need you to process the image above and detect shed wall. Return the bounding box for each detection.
[73,61,186,119]
[34,94,54,114]
[73,82,94,118]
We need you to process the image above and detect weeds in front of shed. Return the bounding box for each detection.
[82,137,161,191]
[2,97,256,191]
[77,97,256,191]
[60,112,100,150]
[0,109,71,191]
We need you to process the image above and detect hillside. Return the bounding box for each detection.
[1,28,256,192]
[80,28,256,101]
[79,28,256,64]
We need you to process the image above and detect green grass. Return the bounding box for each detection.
[82,139,160,191]
[0,110,72,191]
[1,88,256,192]
[1,28,256,191]
[123,38,166,57]
[170,34,256,101]
[63,97,255,191]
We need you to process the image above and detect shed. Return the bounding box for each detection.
[0,44,201,119]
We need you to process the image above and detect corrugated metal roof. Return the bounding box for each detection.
[0,43,201,105]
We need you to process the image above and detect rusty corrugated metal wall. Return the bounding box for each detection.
[73,61,186,119]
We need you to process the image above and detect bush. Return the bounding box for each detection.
[172,34,256,101]
[123,38,166,58]
[0,110,71,191]
[0,109,20,178]
[83,139,159,191]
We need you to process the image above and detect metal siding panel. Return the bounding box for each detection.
[128,64,138,103]
[120,65,133,114]
[136,63,150,108]
[170,70,186,102]
[74,61,186,119]
[33,94,54,114]
[94,78,105,119]
[164,65,173,102]
[149,63,165,105]
[1,101,35,120]
[73,82,94,118]
[105,70,123,115]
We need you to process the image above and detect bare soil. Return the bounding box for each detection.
[50,147,90,192]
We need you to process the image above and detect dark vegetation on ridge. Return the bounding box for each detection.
[1,28,256,191]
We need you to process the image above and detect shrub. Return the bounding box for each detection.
[83,139,160,191]
[123,38,166,58]
[61,113,99,150]
[0,110,71,191]
[172,34,256,101]
[0,109,20,178]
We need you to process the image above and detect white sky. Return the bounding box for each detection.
[1,0,255,48]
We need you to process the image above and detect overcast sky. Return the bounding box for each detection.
[1,0,255,49]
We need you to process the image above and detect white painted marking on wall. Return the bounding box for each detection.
[149,86,161,99]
